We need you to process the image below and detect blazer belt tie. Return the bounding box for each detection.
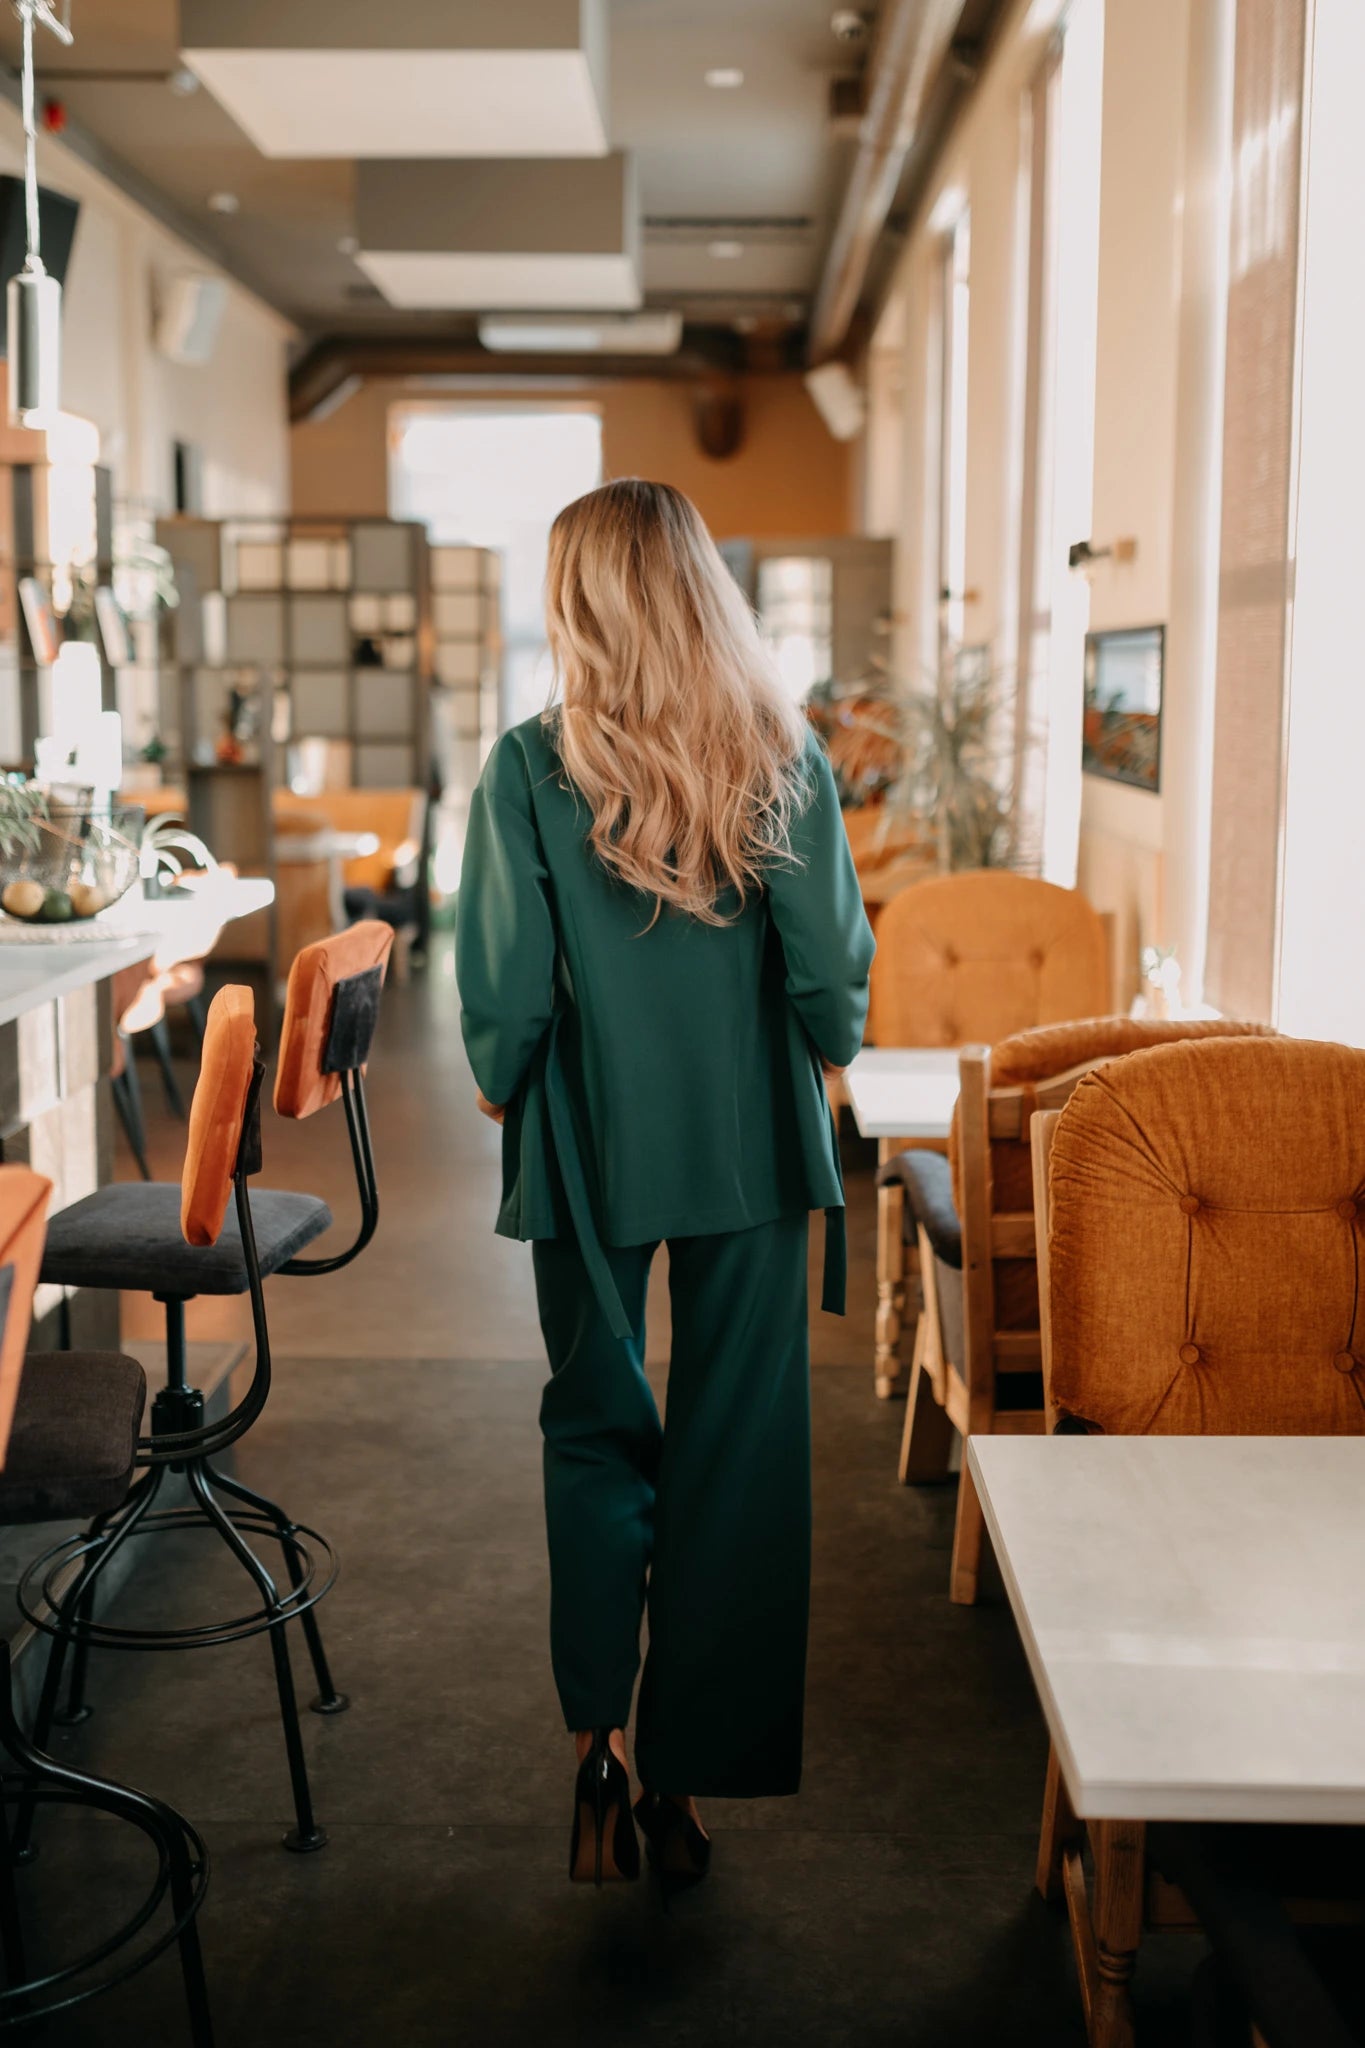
[543,1013,848,1343]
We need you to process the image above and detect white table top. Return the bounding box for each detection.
[0,873,275,1023]
[968,1435,1365,1824]
[843,1046,960,1140]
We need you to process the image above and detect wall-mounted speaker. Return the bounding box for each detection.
[805,360,866,442]
[154,273,227,365]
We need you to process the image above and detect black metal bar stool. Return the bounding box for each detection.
[0,1165,212,2043]
[22,985,343,1854]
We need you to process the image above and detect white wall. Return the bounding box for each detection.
[0,99,293,516]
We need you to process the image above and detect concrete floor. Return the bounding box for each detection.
[18,945,1203,2046]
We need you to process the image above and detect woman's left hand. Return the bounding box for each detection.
[476,1090,506,1125]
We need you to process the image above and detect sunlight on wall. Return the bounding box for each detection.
[1040,0,1104,887]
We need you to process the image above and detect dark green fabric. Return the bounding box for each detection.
[535,1213,811,1798]
[456,716,874,1262]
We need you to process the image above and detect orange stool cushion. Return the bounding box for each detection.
[181,986,258,1249]
[0,1166,52,1467]
[274,921,394,1121]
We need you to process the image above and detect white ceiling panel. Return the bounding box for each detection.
[354,252,642,312]
[182,49,608,158]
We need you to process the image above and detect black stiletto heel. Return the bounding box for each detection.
[634,1791,711,1892]
[569,1730,639,1886]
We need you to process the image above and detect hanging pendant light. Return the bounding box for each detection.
[7,0,73,421]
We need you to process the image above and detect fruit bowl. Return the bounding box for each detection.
[0,808,141,926]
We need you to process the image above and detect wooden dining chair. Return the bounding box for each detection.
[900,1017,1276,1602]
[866,870,1114,1400]
[1028,1033,1365,2048]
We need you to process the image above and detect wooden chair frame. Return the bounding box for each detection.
[902,1047,1122,1603]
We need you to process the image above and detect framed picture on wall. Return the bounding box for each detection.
[1082,624,1164,792]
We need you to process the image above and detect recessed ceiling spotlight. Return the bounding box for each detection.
[705,67,744,88]
[337,234,360,256]
[830,9,868,40]
[207,191,239,215]
[167,66,200,96]
[708,239,744,260]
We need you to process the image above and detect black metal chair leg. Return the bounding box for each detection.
[148,1019,188,1120]
[0,1777,28,1998]
[16,1470,165,1859]
[186,992,208,1047]
[112,1064,152,1180]
[185,1464,326,1853]
[204,1463,349,1715]
[166,1821,215,2048]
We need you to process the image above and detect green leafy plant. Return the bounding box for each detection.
[136,813,216,886]
[0,778,50,859]
[820,648,1038,873]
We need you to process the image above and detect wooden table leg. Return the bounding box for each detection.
[875,1169,906,1399]
[1036,1741,1082,1902]
[1089,1820,1145,2048]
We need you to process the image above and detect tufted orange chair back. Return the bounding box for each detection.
[0,1166,51,1467]
[181,986,258,1249]
[867,870,1110,1047]
[1047,1035,1365,1434]
[274,922,393,1121]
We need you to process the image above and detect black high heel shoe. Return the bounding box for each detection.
[570,1731,640,1886]
[634,1791,711,1890]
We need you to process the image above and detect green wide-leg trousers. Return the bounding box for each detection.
[533,1211,812,1799]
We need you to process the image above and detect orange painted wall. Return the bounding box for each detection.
[289,373,853,540]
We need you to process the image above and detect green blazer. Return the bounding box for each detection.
[455,714,875,1336]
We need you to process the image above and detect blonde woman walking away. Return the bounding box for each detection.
[456,479,874,1889]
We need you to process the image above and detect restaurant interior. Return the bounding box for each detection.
[0,0,1360,2043]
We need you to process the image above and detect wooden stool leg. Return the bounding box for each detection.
[1089,1821,1145,2048]
[948,1453,986,1604]
[898,1326,955,1483]
[875,1174,906,1400]
[1036,1741,1082,1902]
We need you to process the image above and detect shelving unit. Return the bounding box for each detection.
[154,514,434,796]
[428,543,502,827]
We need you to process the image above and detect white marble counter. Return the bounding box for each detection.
[968,1434,1365,1824]
[844,1047,960,1140]
[0,933,159,1030]
[0,873,276,1028]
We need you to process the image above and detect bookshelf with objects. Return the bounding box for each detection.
[427,542,502,830]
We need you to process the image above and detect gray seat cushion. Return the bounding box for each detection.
[876,1149,962,1268]
[40,1183,332,1298]
[0,1352,144,1523]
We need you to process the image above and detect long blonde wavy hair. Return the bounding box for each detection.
[544,478,807,923]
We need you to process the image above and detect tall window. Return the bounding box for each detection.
[1275,0,1364,1041]
[390,407,603,732]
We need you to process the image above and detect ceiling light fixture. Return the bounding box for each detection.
[167,65,200,95]
[704,67,744,88]
[479,311,682,355]
[207,191,239,215]
[337,234,360,256]
[708,239,744,260]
